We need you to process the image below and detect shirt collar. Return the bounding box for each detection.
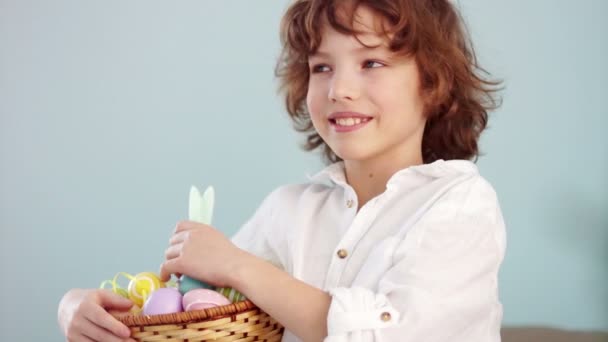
[307,161,348,186]
[307,159,479,188]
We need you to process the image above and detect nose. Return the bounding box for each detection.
[328,69,360,102]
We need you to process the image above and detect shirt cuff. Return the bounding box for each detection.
[325,286,400,337]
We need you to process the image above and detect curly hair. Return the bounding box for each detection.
[275,0,502,164]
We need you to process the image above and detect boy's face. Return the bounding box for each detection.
[306,6,427,165]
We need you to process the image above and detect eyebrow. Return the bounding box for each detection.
[311,44,388,58]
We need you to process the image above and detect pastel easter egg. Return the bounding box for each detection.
[128,272,165,306]
[143,288,183,316]
[178,276,212,295]
[182,289,231,312]
[215,287,246,303]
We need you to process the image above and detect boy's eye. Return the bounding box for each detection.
[362,60,384,69]
[311,64,330,73]
[309,60,384,73]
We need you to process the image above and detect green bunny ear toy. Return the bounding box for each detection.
[178,185,246,302]
[189,185,214,226]
[177,185,215,294]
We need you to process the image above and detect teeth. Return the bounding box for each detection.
[335,118,363,126]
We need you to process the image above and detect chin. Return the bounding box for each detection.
[331,145,377,163]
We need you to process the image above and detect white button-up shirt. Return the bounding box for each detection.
[231,159,506,342]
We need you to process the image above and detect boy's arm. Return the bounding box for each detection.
[231,250,331,342]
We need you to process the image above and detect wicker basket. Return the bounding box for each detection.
[117,299,284,342]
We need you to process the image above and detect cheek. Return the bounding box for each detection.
[380,83,425,120]
[306,86,325,122]
[305,91,314,114]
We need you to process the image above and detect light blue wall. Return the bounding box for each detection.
[0,1,606,340]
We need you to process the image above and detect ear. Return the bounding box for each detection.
[189,185,215,225]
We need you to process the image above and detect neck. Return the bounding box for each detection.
[343,145,423,210]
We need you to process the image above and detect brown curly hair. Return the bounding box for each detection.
[275,0,502,164]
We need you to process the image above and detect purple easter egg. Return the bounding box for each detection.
[143,288,183,315]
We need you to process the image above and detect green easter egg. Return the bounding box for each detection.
[178,276,212,295]
[216,287,246,302]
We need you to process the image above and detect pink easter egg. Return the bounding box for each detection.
[182,289,231,312]
[142,288,183,316]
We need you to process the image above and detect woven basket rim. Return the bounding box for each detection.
[117,299,259,327]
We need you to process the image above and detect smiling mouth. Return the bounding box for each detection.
[329,117,373,133]
[329,117,373,126]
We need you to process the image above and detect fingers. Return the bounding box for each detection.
[161,223,191,282]
[87,304,131,338]
[163,221,206,282]
[159,258,180,282]
[61,289,134,342]
[164,243,182,261]
[173,220,207,233]
[173,221,194,233]
[169,231,188,246]
[67,333,95,342]
[79,316,127,342]
[97,290,133,311]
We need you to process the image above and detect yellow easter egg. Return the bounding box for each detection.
[127,272,165,306]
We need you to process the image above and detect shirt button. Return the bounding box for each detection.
[346,199,354,208]
[337,249,348,259]
[380,312,392,322]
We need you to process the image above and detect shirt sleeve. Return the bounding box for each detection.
[324,177,507,342]
[230,187,285,270]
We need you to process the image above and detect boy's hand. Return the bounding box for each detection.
[58,288,135,342]
[160,221,247,287]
